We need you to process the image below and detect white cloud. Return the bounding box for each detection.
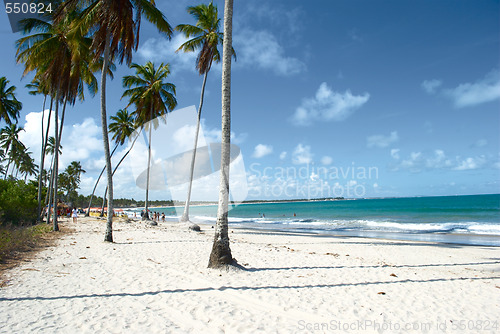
[444,69,500,108]
[233,29,306,76]
[421,79,442,94]
[367,131,399,148]
[253,144,273,158]
[292,144,313,165]
[321,156,333,165]
[291,82,370,126]
[390,149,400,160]
[453,156,486,171]
[19,111,103,171]
[279,151,287,160]
[136,34,198,74]
[393,149,489,172]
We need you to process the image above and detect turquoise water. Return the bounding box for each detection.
[128,194,500,246]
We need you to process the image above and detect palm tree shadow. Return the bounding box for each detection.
[244,260,500,272]
[1,275,498,303]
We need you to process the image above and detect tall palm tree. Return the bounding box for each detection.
[122,61,177,220]
[176,1,235,224]
[208,0,234,268]
[0,77,22,125]
[55,0,173,242]
[86,108,135,216]
[0,124,25,179]
[26,78,52,222]
[17,9,100,230]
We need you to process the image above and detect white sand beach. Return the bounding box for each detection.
[1,217,499,333]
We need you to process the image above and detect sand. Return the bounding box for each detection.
[1,217,499,333]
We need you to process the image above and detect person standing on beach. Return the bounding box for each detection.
[72,207,78,223]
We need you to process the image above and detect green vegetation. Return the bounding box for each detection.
[0,179,39,226]
[0,223,52,262]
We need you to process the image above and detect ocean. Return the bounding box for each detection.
[126,194,500,246]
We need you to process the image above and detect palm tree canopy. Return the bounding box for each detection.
[45,136,63,156]
[109,109,136,146]
[66,160,86,189]
[176,1,235,75]
[56,0,173,66]
[122,61,177,128]
[18,148,38,179]
[17,11,111,105]
[0,77,22,125]
[0,124,25,155]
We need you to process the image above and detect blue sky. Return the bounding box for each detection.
[0,0,499,200]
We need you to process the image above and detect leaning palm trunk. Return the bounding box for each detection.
[100,134,139,215]
[208,0,234,268]
[89,143,118,217]
[144,107,153,220]
[36,95,49,223]
[52,96,61,232]
[181,71,209,223]
[46,165,54,225]
[101,31,114,242]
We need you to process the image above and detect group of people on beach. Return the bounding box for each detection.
[141,209,165,222]
[44,205,79,223]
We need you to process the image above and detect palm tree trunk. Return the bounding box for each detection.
[101,134,140,208]
[37,96,52,222]
[181,71,209,222]
[46,165,54,225]
[208,0,234,268]
[144,106,153,220]
[86,143,119,217]
[101,30,114,242]
[52,95,60,232]
[4,158,11,180]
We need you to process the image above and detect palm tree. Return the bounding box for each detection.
[17,10,101,230]
[45,136,63,156]
[0,77,22,125]
[208,0,234,268]
[0,124,25,179]
[18,149,38,182]
[122,61,177,220]
[55,0,173,242]
[86,108,135,216]
[176,1,235,224]
[63,160,86,205]
[26,78,51,222]
[66,161,86,190]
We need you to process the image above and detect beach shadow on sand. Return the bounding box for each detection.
[1,275,499,303]
[244,260,500,272]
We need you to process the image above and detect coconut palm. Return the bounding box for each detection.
[0,77,22,125]
[208,0,234,268]
[45,136,63,156]
[17,10,101,230]
[66,161,86,189]
[63,160,86,204]
[176,1,235,224]
[18,149,38,182]
[26,78,51,222]
[122,61,177,220]
[86,108,135,216]
[55,0,173,242]
[0,124,25,179]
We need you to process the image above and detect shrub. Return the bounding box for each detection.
[0,179,38,226]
